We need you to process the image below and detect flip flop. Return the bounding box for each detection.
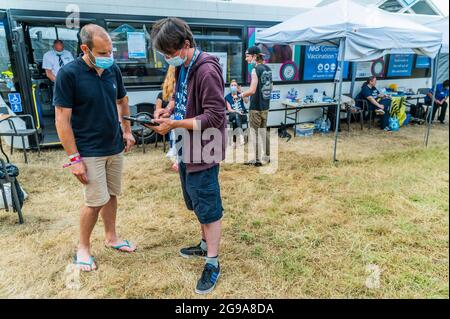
[73,255,97,272]
[109,240,136,252]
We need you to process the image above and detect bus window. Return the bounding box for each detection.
[29,26,57,63]
[0,21,15,99]
[191,26,244,84]
[107,21,168,87]
[107,22,244,87]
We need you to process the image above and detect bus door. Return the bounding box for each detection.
[0,11,39,150]
[0,11,17,107]
[23,23,81,145]
[14,21,82,145]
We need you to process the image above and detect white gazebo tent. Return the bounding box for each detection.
[425,16,449,54]
[256,0,443,161]
[423,16,449,146]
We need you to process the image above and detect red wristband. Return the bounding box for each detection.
[70,155,82,163]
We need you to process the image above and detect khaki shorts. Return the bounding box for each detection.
[82,152,124,207]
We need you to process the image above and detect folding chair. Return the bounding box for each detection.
[0,114,41,164]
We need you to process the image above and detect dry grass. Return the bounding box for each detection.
[0,123,448,299]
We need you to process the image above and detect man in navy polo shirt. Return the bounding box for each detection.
[54,24,136,272]
[426,79,449,124]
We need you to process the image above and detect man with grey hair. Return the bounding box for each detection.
[54,24,136,272]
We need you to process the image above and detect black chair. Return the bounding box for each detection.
[129,112,153,154]
[343,94,364,132]
[417,88,440,121]
[136,102,156,114]
[356,99,379,129]
[134,103,167,152]
[0,158,24,224]
[0,114,41,164]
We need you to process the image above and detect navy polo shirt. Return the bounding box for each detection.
[53,57,127,157]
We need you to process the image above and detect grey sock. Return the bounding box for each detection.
[205,256,219,268]
[200,239,207,251]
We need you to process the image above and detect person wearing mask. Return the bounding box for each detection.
[426,79,449,124]
[156,65,178,171]
[54,24,136,272]
[356,76,392,131]
[239,46,273,166]
[225,79,248,146]
[149,17,226,294]
[42,40,74,83]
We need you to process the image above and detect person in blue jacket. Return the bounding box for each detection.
[426,79,449,124]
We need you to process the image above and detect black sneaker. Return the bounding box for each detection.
[195,263,220,295]
[179,243,207,259]
[244,159,262,167]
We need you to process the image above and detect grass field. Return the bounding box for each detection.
[0,123,448,299]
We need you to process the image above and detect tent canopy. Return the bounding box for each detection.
[424,16,449,54]
[256,0,443,62]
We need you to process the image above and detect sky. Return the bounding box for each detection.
[228,0,449,16]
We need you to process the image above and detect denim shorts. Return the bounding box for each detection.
[179,162,224,225]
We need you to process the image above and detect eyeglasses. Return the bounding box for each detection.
[157,49,182,60]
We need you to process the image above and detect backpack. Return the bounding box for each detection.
[278,123,292,142]
[411,103,427,120]
[0,163,25,210]
[389,116,400,131]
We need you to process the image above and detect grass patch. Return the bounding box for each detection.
[0,123,448,298]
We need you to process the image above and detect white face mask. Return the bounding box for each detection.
[164,48,187,67]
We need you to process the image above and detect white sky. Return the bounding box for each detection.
[228,0,449,15]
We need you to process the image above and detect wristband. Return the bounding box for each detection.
[70,155,82,163]
[63,158,83,169]
[69,152,80,160]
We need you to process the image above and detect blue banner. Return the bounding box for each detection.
[415,55,431,69]
[303,45,349,81]
[387,54,414,77]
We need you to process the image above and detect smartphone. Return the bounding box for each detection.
[122,115,160,126]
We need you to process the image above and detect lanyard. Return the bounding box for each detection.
[178,48,200,97]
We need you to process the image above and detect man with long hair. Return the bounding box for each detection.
[148,17,226,294]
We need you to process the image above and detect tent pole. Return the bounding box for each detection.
[425,47,442,147]
[333,38,346,163]
[350,62,357,97]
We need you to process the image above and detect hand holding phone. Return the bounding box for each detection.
[122,115,160,126]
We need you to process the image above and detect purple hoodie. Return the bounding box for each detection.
[175,52,227,173]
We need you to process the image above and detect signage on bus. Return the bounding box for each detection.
[8,93,22,113]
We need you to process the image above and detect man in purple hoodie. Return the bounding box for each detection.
[148,17,226,295]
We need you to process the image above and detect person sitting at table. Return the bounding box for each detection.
[426,79,449,124]
[356,76,392,131]
[225,80,248,146]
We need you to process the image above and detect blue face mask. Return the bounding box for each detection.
[87,47,114,69]
[164,49,187,67]
[230,86,238,94]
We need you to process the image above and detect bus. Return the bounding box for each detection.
[0,0,438,149]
